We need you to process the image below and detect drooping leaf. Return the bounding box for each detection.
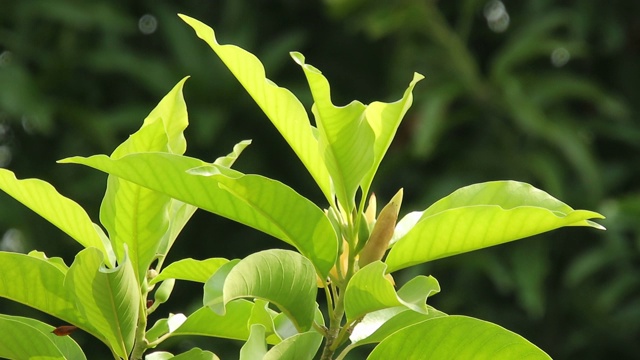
[0,314,87,360]
[367,315,551,359]
[0,252,95,337]
[0,169,114,267]
[291,52,373,211]
[61,153,338,277]
[344,261,439,323]
[64,247,140,358]
[263,330,323,360]
[385,181,605,272]
[99,78,189,283]
[179,14,332,202]
[150,258,230,285]
[205,249,318,332]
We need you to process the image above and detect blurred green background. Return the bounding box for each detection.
[1,0,639,358]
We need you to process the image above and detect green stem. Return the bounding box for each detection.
[130,294,150,359]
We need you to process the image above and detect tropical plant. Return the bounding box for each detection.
[0,15,604,359]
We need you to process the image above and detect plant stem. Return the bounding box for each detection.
[130,295,149,360]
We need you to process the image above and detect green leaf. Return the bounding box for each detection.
[240,324,268,360]
[150,258,230,285]
[292,52,373,210]
[360,73,423,193]
[179,14,331,202]
[61,153,338,277]
[146,348,220,360]
[385,181,605,272]
[0,169,115,267]
[100,78,190,283]
[344,261,440,323]
[263,330,323,360]
[156,141,250,258]
[172,302,279,345]
[146,313,187,343]
[0,314,86,360]
[64,247,140,358]
[349,306,447,345]
[367,315,551,359]
[0,252,93,335]
[205,249,318,332]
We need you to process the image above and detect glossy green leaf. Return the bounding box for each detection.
[263,330,323,360]
[61,153,338,277]
[100,78,189,282]
[64,247,140,358]
[172,302,279,345]
[349,306,447,345]
[0,314,86,360]
[0,252,94,336]
[27,250,69,273]
[344,261,440,323]
[367,315,551,359]
[205,249,317,332]
[386,181,605,272]
[150,258,229,285]
[292,52,372,210]
[0,169,114,267]
[179,14,331,202]
[240,324,268,360]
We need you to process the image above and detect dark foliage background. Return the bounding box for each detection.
[1,0,639,358]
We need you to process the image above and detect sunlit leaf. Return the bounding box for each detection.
[0,252,96,337]
[150,258,229,285]
[0,314,86,360]
[205,249,318,332]
[61,153,338,277]
[0,169,114,267]
[64,247,140,358]
[344,261,439,323]
[386,181,605,272]
[367,315,551,359]
[172,301,280,345]
[263,330,323,360]
[292,52,372,211]
[240,324,268,360]
[179,14,332,202]
[100,78,189,283]
[146,348,220,360]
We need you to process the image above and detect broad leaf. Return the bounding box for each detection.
[156,140,250,258]
[0,252,95,337]
[344,261,440,323]
[64,247,140,358]
[0,169,114,267]
[263,330,323,360]
[61,153,338,277]
[240,324,268,360]
[172,302,280,345]
[349,306,447,345]
[0,314,86,360]
[205,249,318,332]
[100,78,189,282]
[386,181,605,272]
[179,14,332,202]
[146,348,220,360]
[292,52,373,211]
[150,258,230,285]
[367,315,551,359]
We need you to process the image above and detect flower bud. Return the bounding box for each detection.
[358,189,403,267]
